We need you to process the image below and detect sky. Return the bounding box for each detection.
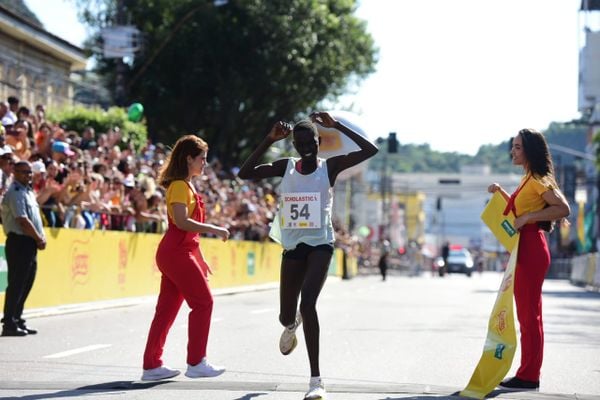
[25,0,589,155]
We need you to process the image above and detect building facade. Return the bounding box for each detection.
[0,4,86,108]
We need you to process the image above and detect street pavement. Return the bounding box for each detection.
[1,270,599,400]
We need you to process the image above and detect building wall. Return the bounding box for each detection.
[356,168,526,251]
[0,33,75,108]
[579,30,600,112]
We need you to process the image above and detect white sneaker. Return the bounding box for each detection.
[304,377,326,399]
[279,311,302,355]
[141,365,180,381]
[185,357,226,378]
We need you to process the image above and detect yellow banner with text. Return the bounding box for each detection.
[0,229,344,310]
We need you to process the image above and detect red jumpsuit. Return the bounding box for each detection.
[143,187,213,369]
[515,224,549,382]
[504,175,550,382]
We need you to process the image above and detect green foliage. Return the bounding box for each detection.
[472,142,513,173]
[74,0,377,166]
[47,105,148,150]
[368,121,590,174]
[369,142,477,173]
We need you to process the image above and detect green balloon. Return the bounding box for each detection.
[358,226,370,237]
[128,103,144,122]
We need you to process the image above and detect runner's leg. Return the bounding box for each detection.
[279,256,306,327]
[300,249,332,377]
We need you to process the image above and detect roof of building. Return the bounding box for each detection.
[0,4,87,70]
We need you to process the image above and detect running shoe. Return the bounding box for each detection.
[304,376,326,399]
[279,310,302,355]
[185,357,226,378]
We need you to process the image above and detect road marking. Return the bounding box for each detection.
[44,344,112,359]
[250,308,273,314]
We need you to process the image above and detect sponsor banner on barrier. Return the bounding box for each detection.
[0,228,346,310]
[0,244,6,293]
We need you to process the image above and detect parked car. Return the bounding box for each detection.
[435,248,475,277]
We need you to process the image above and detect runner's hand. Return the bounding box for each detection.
[310,111,337,128]
[267,121,292,142]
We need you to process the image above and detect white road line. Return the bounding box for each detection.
[44,344,112,359]
[250,308,274,314]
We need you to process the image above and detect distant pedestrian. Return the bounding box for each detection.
[1,161,46,336]
[378,248,389,281]
[238,111,378,400]
[441,241,449,266]
[488,128,570,391]
[141,135,229,381]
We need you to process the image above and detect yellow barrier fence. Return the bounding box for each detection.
[0,228,345,311]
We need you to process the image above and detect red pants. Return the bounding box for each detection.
[514,224,550,382]
[143,241,213,369]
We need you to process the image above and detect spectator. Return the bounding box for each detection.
[7,96,19,115]
[79,127,95,150]
[37,160,64,228]
[35,122,53,157]
[0,101,11,129]
[51,140,76,163]
[1,161,46,337]
[0,147,16,204]
[2,97,18,127]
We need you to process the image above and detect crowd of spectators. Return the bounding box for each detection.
[0,95,359,251]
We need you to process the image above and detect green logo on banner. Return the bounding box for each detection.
[247,252,255,276]
[494,343,506,359]
[501,220,516,237]
[0,244,7,293]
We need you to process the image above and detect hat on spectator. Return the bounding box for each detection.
[122,175,135,188]
[52,140,75,156]
[0,146,13,157]
[32,160,46,174]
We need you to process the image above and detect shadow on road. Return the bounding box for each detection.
[542,289,600,299]
[379,396,458,400]
[3,380,171,399]
[379,389,522,399]
[474,288,600,300]
[232,393,268,400]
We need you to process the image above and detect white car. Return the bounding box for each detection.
[437,248,475,277]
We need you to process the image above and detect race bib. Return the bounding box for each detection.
[280,192,321,229]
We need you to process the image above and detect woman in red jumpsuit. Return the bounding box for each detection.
[141,135,230,381]
[488,129,570,391]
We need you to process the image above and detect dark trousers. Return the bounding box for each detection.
[2,233,38,329]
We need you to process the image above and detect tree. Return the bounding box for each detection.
[74,0,377,166]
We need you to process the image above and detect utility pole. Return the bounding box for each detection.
[380,148,387,241]
[377,132,398,242]
[114,0,127,106]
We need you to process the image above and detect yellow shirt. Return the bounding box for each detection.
[166,180,196,220]
[514,174,555,217]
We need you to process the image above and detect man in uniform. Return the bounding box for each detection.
[1,161,46,336]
